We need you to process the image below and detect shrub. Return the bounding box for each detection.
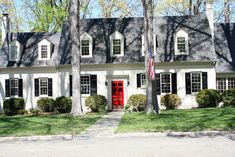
[127,94,146,111]
[17,110,28,115]
[221,89,235,107]
[3,98,25,116]
[161,94,181,110]
[29,109,40,115]
[37,98,55,112]
[54,96,72,113]
[196,89,222,108]
[85,95,107,113]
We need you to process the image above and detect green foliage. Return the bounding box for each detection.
[37,98,55,112]
[127,94,146,111]
[196,89,222,108]
[29,109,40,115]
[160,94,181,110]
[85,95,107,113]
[221,89,235,107]
[3,98,25,116]
[54,96,72,113]
[17,110,28,115]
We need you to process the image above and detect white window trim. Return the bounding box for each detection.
[81,75,91,96]
[141,34,157,56]
[9,78,19,97]
[80,32,93,58]
[160,73,172,95]
[140,73,147,88]
[110,31,124,57]
[38,39,52,60]
[9,40,22,61]
[191,72,202,94]
[39,78,48,97]
[217,77,235,92]
[174,30,189,55]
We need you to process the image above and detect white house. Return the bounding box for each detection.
[0,0,235,111]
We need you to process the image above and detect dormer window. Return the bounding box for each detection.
[80,32,92,58]
[110,31,124,57]
[9,40,22,61]
[141,34,157,56]
[38,39,52,60]
[175,30,189,55]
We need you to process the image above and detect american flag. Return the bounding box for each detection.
[147,48,155,80]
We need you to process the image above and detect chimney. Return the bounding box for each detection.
[1,13,10,43]
[206,0,214,39]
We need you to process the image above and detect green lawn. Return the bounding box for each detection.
[0,113,103,137]
[116,107,235,133]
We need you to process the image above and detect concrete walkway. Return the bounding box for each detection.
[75,111,124,139]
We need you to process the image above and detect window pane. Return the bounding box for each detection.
[81,76,90,94]
[141,74,146,87]
[216,78,226,93]
[40,79,48,95]
[161,74,171,93]
[10,79,18,96]
[113,39,121,55]
[11,45,18,60]
[81,40,90,56]
[191,73,201,93]
[228,77,235,89]
[41,45,48,59]
[177,37,186,54]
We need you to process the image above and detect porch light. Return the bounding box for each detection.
[127,80,130,86]
[105,81,108,86]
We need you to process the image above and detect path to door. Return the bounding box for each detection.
[76,111,124,139]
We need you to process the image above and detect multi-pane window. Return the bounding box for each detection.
[81,75,90,94]
[228,77,235,89]
[113,39,121,55]
[216,78,226,93]
[11,45,18,60]
[10,79,18,96]
[41,45,48,59]
[81,40,90,56]
[177,37,186,54]
[141,74,146,87]
[40,78,48,95]
[191,73,201,93]
[161,73,171,93]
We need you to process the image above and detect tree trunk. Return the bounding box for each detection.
[142,0,159,114]
[69,0,83,116]
[189,0,192,15]
[224,0,230,23]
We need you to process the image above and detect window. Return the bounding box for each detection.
[113,39,121,55]
[141,34,157,56]
[41,45,48,59]
[110,31,124,57]
[161,73,171,93]
[141,74,146,87]
[191,73,202,93]
[216,77,235,93]
[80,32,93,57]
[81,75,90,94]
[81,40,90,56]
[175,30,189,55]
[10,79,18,96]
[11,45,18,60]
[9,40,22,61]
[40,78,48,95]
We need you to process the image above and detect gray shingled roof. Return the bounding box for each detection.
[214,23,235,73]
[0,14,221,69]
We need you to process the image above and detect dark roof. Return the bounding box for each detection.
[0,14,216,68]
[214,23,235,73]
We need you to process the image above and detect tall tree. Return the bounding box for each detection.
[69,0,83,116]
[141,0,159,114]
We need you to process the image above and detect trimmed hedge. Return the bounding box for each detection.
[196,89,222,108]
[161,94,181,110]
[221,89,235,107]
[3,98,25,115]
[54,96,72,113]
[85,95,107,113]
[127,94,146,111]
[37,98,55,112]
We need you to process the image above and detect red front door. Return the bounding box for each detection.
[112,81,124,109]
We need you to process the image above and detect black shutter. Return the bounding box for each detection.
[185,73,191,95]
[48,78,53,97]
[90,75,97,95]
[18,79,23,97]
[202,72,208,89]
[137,74,141,88]
[5,79,10,97]
[171,73,177,94]
[156,73,161,95]
[70,75,72,96]
[35,79,39,97]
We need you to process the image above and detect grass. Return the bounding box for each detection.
[116,107,235,133]
[0,113,103,137]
